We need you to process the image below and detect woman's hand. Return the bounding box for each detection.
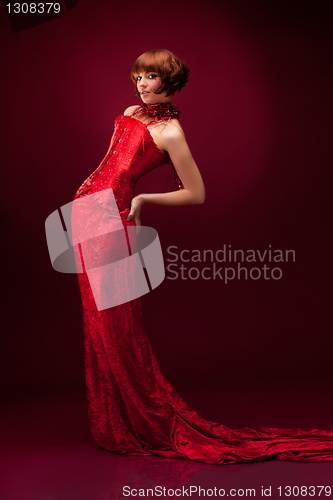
[127,194,144,226]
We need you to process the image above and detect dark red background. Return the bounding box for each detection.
[1,0,332,418]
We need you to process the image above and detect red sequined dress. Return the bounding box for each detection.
[73,114,333,464]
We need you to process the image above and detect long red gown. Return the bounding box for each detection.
[73,114,333,464]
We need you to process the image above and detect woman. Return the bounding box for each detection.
[125,52,205,227]
[73,49,333,464]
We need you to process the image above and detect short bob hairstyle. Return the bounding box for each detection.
[131,49,190,98]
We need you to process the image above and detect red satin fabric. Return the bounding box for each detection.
[73,115,333,464]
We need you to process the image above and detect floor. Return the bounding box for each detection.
[1,381,333,499]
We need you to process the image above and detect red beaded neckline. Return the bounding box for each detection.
[129,102,180,125]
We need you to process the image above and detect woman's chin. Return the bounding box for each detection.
[140,94,170,105]
[141,96,154,104]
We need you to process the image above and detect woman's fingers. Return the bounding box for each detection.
[134,214,141,227]
[135,215,142,235]
[127,209,134,221]
[127,195,144,223]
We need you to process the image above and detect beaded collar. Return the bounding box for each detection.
[130,102,180,125]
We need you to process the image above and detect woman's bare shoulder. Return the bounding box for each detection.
[123,105,140,116]
[161,119,185,140]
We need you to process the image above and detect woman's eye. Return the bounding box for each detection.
[136,74,158,82]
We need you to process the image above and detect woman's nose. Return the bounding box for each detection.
[137,78,147,89]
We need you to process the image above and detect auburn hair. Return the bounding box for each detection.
[131,49,190,97]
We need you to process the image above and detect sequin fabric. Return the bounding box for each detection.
[130,102,181,126]
[73,115,333,464]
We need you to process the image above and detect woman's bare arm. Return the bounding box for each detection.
[127,124,205,224]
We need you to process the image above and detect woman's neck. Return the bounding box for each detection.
[130,101,181,125]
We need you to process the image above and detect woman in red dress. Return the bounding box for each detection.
[73,49,333,464]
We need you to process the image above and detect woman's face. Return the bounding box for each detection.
[135,71,171,104]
